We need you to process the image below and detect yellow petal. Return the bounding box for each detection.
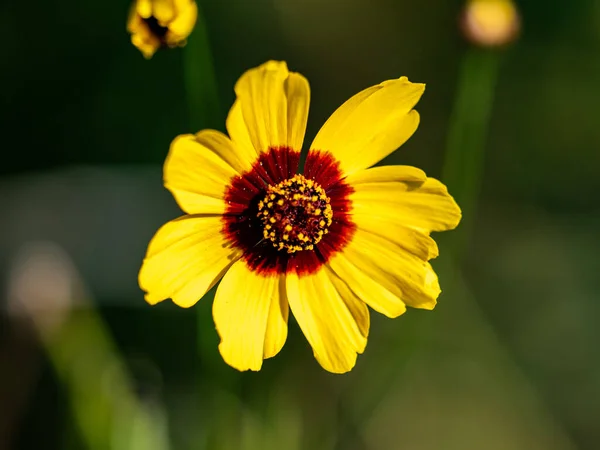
[350,175,462,232]
[151,0,176,24]
[264,276,289,359]
[286,266,369,373]
[337,229,441,310]
[173,0,194,11]
[311,77,424,176]
[353,218,439,260]
[341,168,457,310]
[164,131,243,214]
[127,7,161,59]
[225,100,258,165]
[230,61,310,154]
[285,71,311,152]
[139,215,241,308]
[345,165,426,185]
[167,0,197,40]
[346,166,443,261]
[213,261,288,371]
[194,129,253,173]
[136,0,153,19]
[328,253,407,318]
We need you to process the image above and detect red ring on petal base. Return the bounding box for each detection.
[222,147,355,276]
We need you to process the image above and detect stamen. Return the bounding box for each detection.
[257,175,333,253]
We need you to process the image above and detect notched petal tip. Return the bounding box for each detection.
[428,178,463,231]
[415,177,463,232]
[380,77,426,112]
[262,60,289,71]
[234,60,290,92]
[314,351,359,374]
[218,343,264,372]
[380,76,425,94]
[142,287,164,306]
[140,266,205,309]
[412,264,441,310]
[427,238,440,260]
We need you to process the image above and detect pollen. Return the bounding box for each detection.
[257,174,333,254]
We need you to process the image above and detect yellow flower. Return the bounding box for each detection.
[139,61,461,373]
[127,0,198,59]
[461,0,520,47]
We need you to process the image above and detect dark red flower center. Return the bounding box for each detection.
[222,147,355,276]
[258,175,333,253]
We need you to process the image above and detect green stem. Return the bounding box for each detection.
[46,311,169,450]
[183,4,223,371]
[442,48,501,257]
[182,2,222,131]
[182,5,244,441]
[181,1,227,377]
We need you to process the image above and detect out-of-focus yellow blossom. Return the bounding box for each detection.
[127,0,198,59]
[462,0,520,47]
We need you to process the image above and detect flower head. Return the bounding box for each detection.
[127,0,198,59]
[461,0,520,47]
[139,61,461,373]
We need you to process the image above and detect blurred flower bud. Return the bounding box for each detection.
[461,0,520,47]
[127,0,198,59]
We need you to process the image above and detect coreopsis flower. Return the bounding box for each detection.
[139,61,461,373]
[127,0,198,59]
[461,0,520,47]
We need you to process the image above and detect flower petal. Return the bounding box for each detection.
[353,218,439,261]
[127,6,161,59]
[327,253,407,318]
[263,275,289,359]
[285,71,311,152]
[345,165,426,185]
[139,215,241,308]
[333,167,458,311]
[286,262,369,373]
[213,261,288,371]
[164,131,244,214]
[151,0,177,23]
[225,100,257,165]
[167,0,197,39]
[229,61,310,154]
[335,229,441,310]
[349,173,462,232]
[310,77,424,176]
[135,0,153,19]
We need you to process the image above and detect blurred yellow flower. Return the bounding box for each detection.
[462,0,520,47]
[138,61,461,373]
[127,0,198,59]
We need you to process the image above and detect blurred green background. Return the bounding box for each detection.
[1,0,600,449]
